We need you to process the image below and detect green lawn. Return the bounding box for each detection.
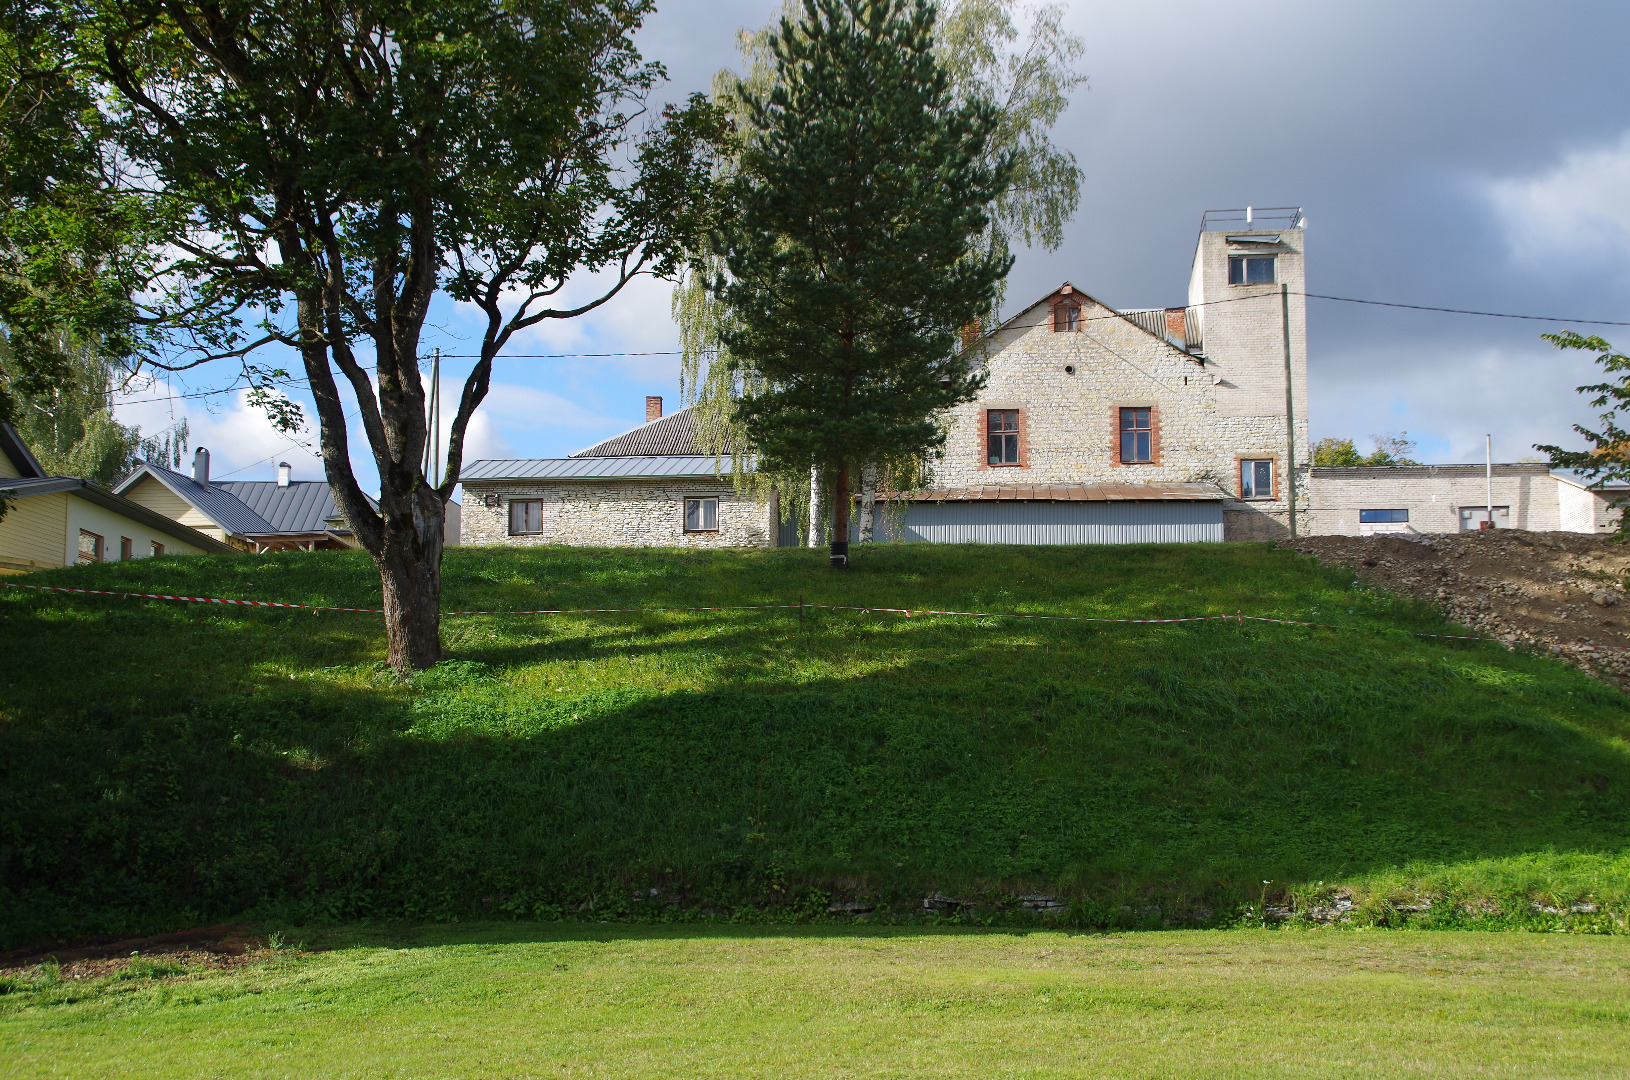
[1,543,1628,945]
[3,925,1629,1078]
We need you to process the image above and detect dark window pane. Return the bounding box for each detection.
[1228,256,1245,285]
[1254,460,1272,494]
[1246,257,1276,284]
[703,499,717,530]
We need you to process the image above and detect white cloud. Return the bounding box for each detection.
[1485,131,1630,266]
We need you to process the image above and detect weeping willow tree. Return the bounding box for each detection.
[0,330,187,485]
[673,0,1085,541]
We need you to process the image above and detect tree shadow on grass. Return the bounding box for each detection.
[3,563,1630,949]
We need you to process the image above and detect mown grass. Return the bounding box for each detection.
[1,542,1628,946]
[3,924,1630,1079]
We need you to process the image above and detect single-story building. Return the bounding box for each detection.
[461,401,777,548]
[117,450,376,552]
[0,423,234,573]
[1304,463,1626,536]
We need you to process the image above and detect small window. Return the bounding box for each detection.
[987,410,1020,465]
[1228,256,1276,285]
[508,499,544,535]
[77,530,103,564]
[684,497,719,532]
[1240,459,1273,499]
[1119,408,1152,463]
[120,536,133,560]
[1359,509,1409,523]
[1053,303,1080,332]
[150,541,165,557]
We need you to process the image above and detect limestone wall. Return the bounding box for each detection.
[460,479,775,548]
[1303,466,1563,535]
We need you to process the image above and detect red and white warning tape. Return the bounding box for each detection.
[4,580,1625,651]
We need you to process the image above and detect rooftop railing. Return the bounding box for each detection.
[1199,206,1304,233]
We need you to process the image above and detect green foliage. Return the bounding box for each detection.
[674,0,1084,512]
[1535,333,1630,530]
[0,335,187,485]
[0,544,1627,945]
[714,0,1013,529]
[1311,432,1420,467]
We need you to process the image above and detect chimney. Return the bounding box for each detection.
[1165,308,1187,338]
[646,396,663,422]
[193,447,210,487]
[277,461,292,487]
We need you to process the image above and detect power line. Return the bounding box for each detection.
[1302,293,1630,326]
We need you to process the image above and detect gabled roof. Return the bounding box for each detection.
[987,282,1200,360]
[463,455,731,483]
[216,480,363,535]
[572,406,730,458]
[116,462,278,536]
[0,475,236,553]
[0,422,47,479]
[115,461,373,538]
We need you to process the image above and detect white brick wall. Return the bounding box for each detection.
[460,479,775,548]
[1303,466,1580,534]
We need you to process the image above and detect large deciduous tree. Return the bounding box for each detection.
[1536,331,1630,531]
[0,0,724,669]
[714,0,1011,565]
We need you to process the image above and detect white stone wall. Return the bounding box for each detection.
[1188,227,1309,424]
[1556,477,1623,533]
[1304,467,1564,535]
[460,479,775,548]
[931,290,1308,539]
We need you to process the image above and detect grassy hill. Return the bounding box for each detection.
[1,542,1627,946]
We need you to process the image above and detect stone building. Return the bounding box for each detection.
[460,399,778,548]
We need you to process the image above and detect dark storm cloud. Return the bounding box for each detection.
[639,0,1630,463]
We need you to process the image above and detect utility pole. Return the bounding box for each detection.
[1281,284,1298,539]
[1486,433,1494,530]
[424,348,442,487]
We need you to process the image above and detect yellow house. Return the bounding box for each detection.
[0,424,234,574]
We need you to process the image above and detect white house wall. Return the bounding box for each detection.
[64,493,212,562]
[460,479,775,549]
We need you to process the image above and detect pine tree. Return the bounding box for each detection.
[716,0,1012,565]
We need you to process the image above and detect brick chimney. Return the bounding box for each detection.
[645,396,663,422]
[1165,308,1186,337]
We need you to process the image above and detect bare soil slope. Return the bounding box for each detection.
[1282,530,1630,684]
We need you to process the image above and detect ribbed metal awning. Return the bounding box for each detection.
[461,455,731,482]
[881,482,1227,503]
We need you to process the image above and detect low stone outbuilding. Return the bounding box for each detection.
[460,404,777,548]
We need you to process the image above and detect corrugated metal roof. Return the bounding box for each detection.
[217,481,352,535]
[571,406,733,458]
[1311,463,1551,480]
[118,463,279,535]
[883,482,1227,503]
[462,455,733,482]
[871,499,1224,544]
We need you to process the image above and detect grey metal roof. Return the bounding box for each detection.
[883,482,1228,503]
[216,480,356,535]
[462,455,732,482]
[572,407,732,457]
[0,475,236,552]
[115,463,278,536]
[1311,463,1552,480]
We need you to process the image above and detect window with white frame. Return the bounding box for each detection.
[1240,459,1273,499]
[1228,255,1275,285]
[508,499,544,535]
[684,497,719,532]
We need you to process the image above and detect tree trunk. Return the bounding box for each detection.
[375,490,446,672]
[807,465,824,548]
[858,461,878,543]
[830,459,850,567]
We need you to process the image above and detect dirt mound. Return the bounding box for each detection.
[0,923,262,979]
[1280,530,1630,686]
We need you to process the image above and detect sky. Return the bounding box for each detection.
[112,0,1630,492]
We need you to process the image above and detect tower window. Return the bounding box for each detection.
[1228,256,1276,285]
